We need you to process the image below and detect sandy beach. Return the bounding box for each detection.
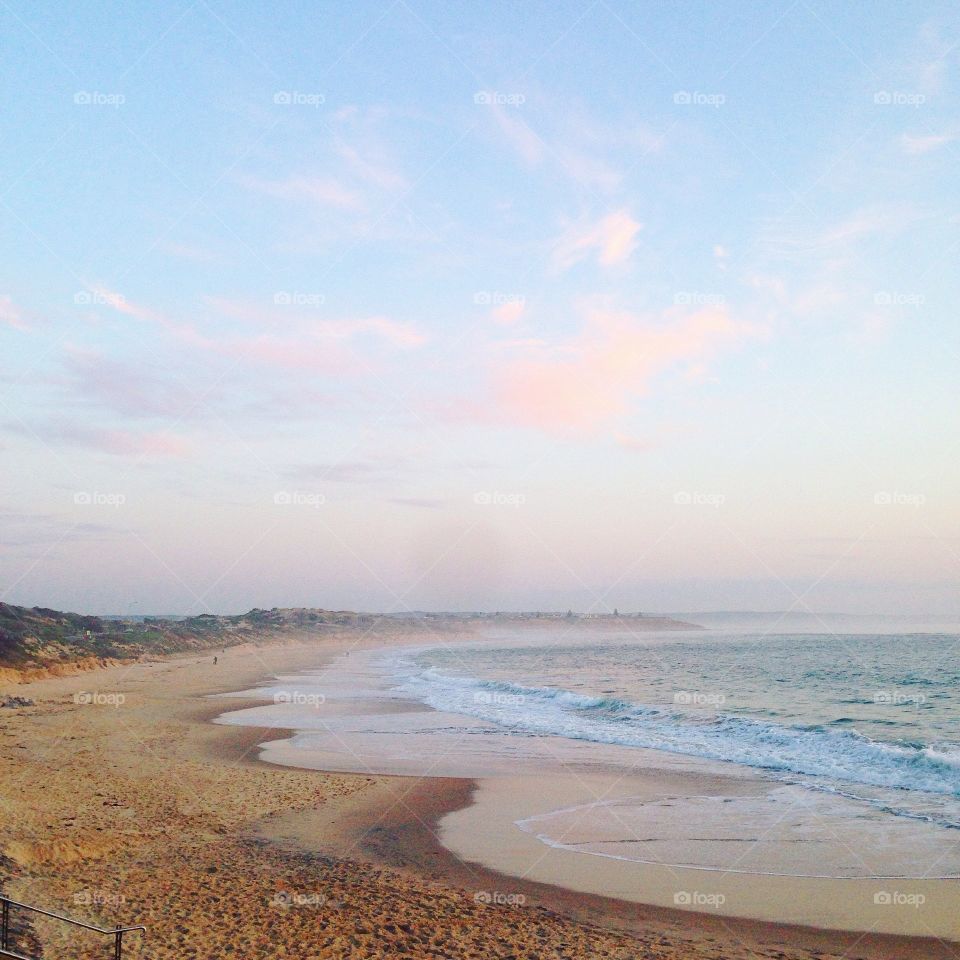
[0,631,954,959]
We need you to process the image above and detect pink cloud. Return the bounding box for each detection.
[0,295,30,330]
[901,132,957,155]
[90,289,424,374]
[206,299,426,348]
[552,211,642,272]
[87,285,163,324]
[491,299,525,326]
[614,432,659,453]
[492,305,761,433]
[11,420,191,457]
[109,430,192,457]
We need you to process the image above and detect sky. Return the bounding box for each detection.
[1,0,958,616]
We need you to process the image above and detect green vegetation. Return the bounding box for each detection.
[0,603,357,670]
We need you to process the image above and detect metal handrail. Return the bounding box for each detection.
[0,894,145,960]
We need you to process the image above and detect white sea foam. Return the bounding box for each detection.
[390,655,960,813]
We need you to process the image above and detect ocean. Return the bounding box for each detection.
[390,631,960,829]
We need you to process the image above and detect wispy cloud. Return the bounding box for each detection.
[489,305,761,433]
[86,289,426,376]
[237,174,363,210]
[63,350,201,420]
[901,131,958,154]
[0,507,122,548]
[551,210,642,272]
[8,420,192,457]
[0,295,32,331]
[491,299,525,325]
[490,102,544,166]
[757,204,921,262]
[335,142,408,191]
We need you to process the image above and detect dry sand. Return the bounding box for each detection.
[0,633,952,959]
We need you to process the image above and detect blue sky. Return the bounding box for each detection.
[1,1,958,615]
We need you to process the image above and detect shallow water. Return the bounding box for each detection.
[216,629,960,879]
[396,631,960,828]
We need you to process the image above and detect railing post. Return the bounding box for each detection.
[1,895,9,950]
[114,924,122,960]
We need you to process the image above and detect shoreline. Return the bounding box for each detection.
[1,633,954,958]
[216,638,960,940]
